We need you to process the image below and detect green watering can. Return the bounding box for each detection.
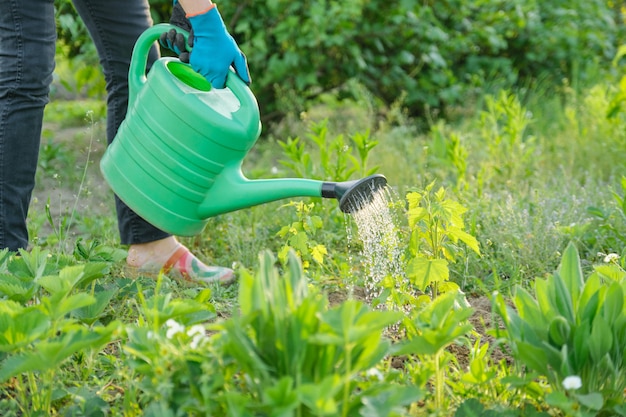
[101,24,387,236]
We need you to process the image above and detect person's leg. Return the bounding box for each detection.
[72,0,233,284]
[0,0,56,251]
[71,0,169,246]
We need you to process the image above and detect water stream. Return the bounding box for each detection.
[347,186,406,308]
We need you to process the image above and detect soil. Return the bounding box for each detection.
[32,120,115,244]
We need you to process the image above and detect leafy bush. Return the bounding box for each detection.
[54,0,623,121]
[494,242,626,416]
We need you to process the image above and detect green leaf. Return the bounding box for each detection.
[454,398,485,417]
[572,320,591,371]
[551,272,576,322]
[447,226,480,255]
[406,257,449,291]
[0,305,50,352]
[573,392,604,411]
[534,278,556,320]
[548,316,571,347]
[557,243,584,310]
[41,292,96,321]
[72,288,118,325]
[515,341,549,375]
[0,325,115,382]
[589,315,613,362]
[360,385,423,417]
[593,264,626,283]
[578,288,600,326]
[602,283,624,324]
[545,391,574,411]
[0,274,38,302]
[298,375,341,416]
[392,292,473,355]
[514,287,545,326]
[261,376,299,417]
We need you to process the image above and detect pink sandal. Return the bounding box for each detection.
[161,246,235,285]
[129,245,235,286]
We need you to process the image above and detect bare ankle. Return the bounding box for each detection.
[127,237,180,267]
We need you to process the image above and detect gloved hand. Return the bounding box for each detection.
[159,2,192,63]
[187,5,251,89]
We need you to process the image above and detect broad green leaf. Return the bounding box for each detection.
[593,264,626,283]
[551,272,575,322]
[454,398,485,417]
[0,306,50,352]
[72,288,118,325]
[318,300,400,346]
[393,292,473,355]
[298,375,341,415]
[548,316,571,347]
[73,262,108,288]
[589,315,613,362]
[578,289,600,326]
[557,243,584,309]
[514,287,545,326]
[534,278,556,320]
[446,226,480,254]
[261,376,299,417]
[602,283,624,324]
[0,325,115,382]
[407,206,427,230]
[0,274,37,302]
[572,320,591,371]
[360,385,423,417]
[515,341,549,375]
[573,392,604,411]
[545,391,572,411]
[406,257,449,291]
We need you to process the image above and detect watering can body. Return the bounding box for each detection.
[101,24,386,236]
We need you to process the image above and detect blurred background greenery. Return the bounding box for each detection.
[53,0,626,125]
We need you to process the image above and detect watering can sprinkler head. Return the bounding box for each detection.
[321,174,388,213]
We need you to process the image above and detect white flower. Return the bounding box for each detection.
[187,324,208,349]
[165,319,185,339]
[365,368,384,381]
[187,325,205,338]
[603,253,619,263]
[562,375,582,390]
[190,334,207,349]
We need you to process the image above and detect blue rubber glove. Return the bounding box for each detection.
[187,5,251,89]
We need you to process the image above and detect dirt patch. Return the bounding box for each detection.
[452,295,512,369]
[30,121,116,245]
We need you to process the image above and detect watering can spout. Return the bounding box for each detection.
[199,165,388,218]
[321,174,388,213]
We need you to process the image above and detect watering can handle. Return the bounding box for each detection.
[128,23,250,101]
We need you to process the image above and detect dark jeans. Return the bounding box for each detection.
[0,0,170,251]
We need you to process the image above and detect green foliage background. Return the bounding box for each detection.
[55,0,626,122]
